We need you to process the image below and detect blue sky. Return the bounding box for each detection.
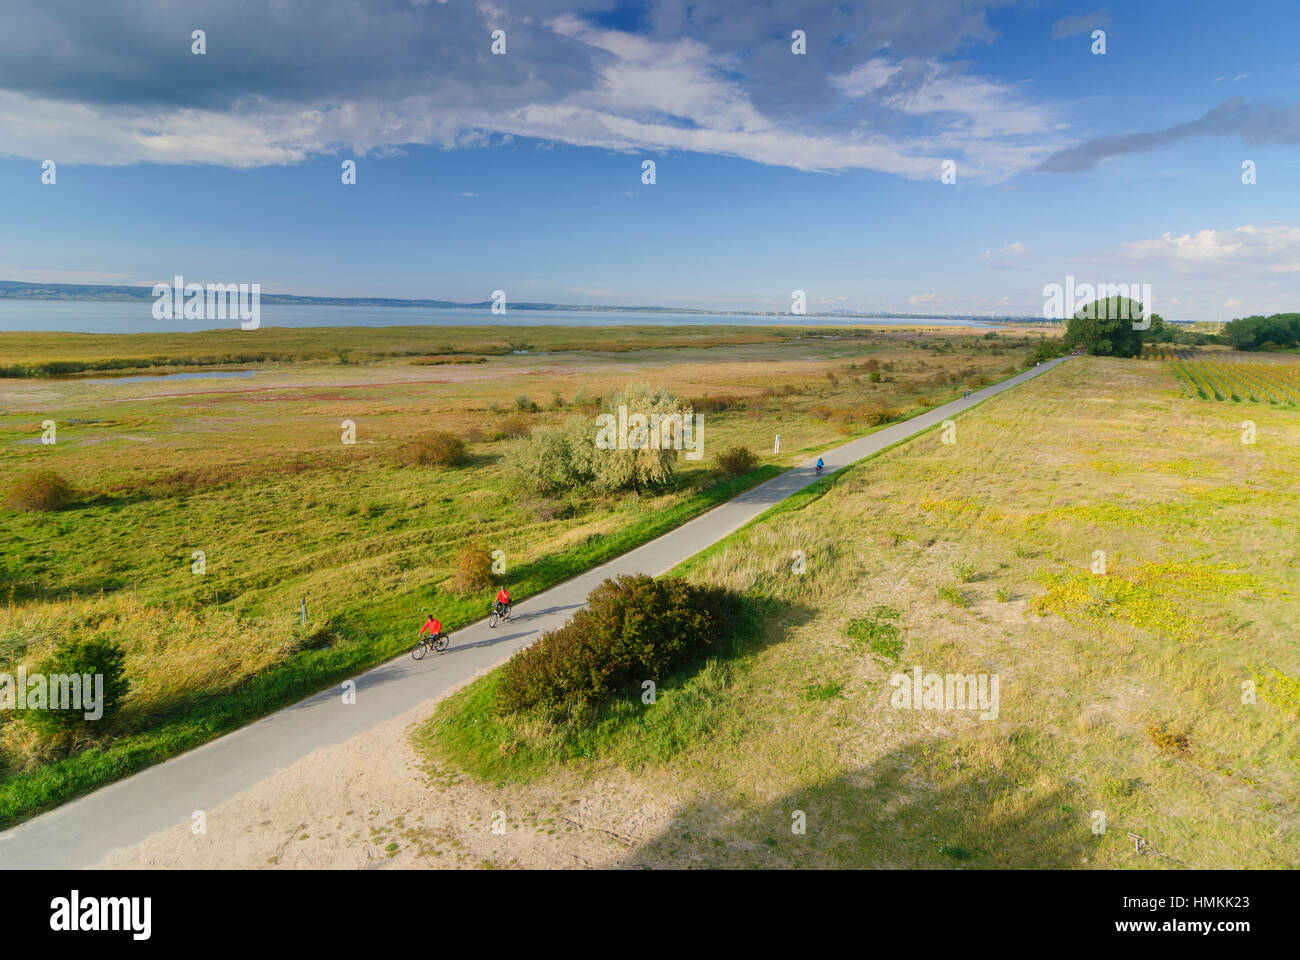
[0,0,1297,321]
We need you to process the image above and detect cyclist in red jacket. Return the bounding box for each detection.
[419,614,442,637]
[495,587,510,608]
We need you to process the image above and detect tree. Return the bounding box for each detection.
[1221,313,1300,351]
[25,636,130,732]
[1062,296,1147,357]
[591,385,692,494]
[504,385,693,496]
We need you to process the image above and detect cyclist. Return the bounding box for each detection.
[419,613,442,640]
[815,457,824,474]
[494,586,511,610]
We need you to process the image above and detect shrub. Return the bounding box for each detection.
[403,431,469,467]
[691,394,742,413]
[497,416,530,439]
[6,469,74,512]
[495,574,741,715]
[514,395,540,413]
[1146,721,1190,757]
[23,636,130,733]
[995,587,1013,603]
[857,405,900,426]
[952,558,977,583]
[938,584,970,607]
[716,446,758,476]
[502,416,595,495]
[450,543,495,595]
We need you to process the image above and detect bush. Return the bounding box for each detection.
[495,574,742,716]
[403,431,469,467]
[6,469,74,512]
[514,395,540,413]
[502,416,595,495]
[497,416,530,439]
[938,583,970,607]
[450,543,495,595]
[24,636,130,733]
[716,446,758,476]
[952,558,977,583]
[690,394,742,414]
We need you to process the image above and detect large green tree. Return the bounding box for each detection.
[1062,296,1148,357]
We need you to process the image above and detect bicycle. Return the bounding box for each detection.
[411,630,449,660]
[488,600,511,628]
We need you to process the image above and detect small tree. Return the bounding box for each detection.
[591,385,691,494]
[25,635,130,733]
[403,431,469,467]
[6,469,74,512]
[717,446,757,476]
[451,542,495,595]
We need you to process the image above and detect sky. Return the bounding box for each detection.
[0,0,1297,321]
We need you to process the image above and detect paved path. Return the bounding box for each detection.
[0,357,1068,868]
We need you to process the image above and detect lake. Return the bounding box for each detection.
[0,300,993,333]
[74,370,259,384]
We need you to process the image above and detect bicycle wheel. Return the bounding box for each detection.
[411,639,428,661]
[432,632,449,652]
[489,610,500,628]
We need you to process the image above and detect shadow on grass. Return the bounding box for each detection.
[618,735,1091,869]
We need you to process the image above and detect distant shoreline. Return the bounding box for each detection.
[0,280,1039,324]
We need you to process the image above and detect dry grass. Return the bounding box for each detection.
[421,356,1299,869]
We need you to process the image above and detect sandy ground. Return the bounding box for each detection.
[94,683,679,870]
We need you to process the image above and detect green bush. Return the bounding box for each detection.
[503,385,692,496]
[403,431,469,467]
[938,583,970,607]
[6,469,74,512]
[716,446,758,477]
[495,574,741,716]
[24,636,130,733]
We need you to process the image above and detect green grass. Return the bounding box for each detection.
[420,356,1300,868]
[0,327,1043,828]
[0,463,778,829]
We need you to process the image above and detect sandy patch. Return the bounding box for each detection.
[94,697,680,870]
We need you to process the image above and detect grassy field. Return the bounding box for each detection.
[421,354,1300,868]
[0,323,1041,826]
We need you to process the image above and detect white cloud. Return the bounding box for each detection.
[0,14,1070,183]
[1123,224,1300,273]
